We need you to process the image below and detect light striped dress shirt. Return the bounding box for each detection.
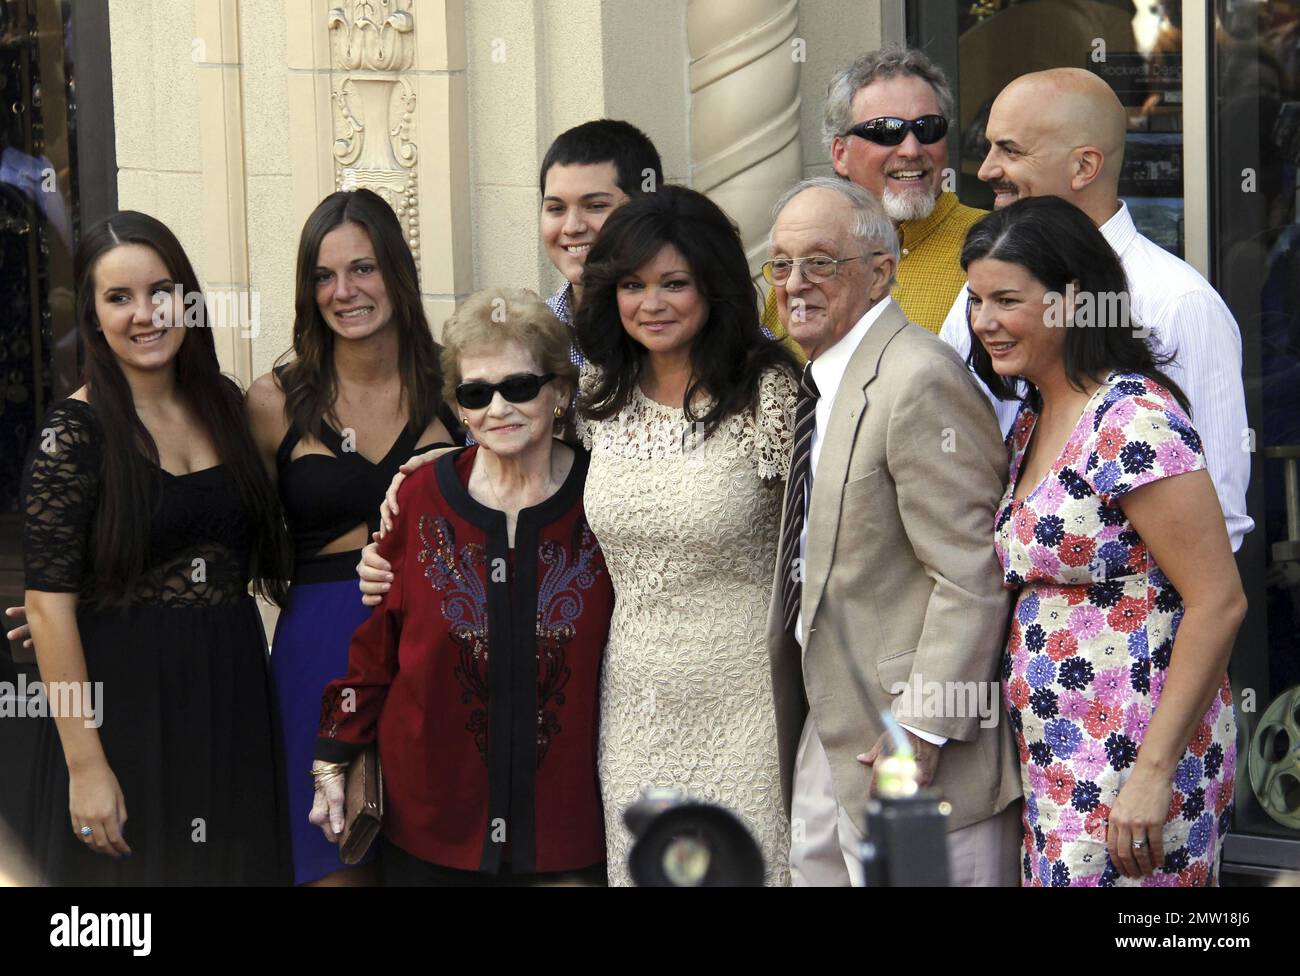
[938,201,1254,551]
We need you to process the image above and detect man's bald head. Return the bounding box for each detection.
[979,68,1127,224]
[1005,69,1127,160]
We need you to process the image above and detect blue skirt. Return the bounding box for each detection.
[271,551,375,885]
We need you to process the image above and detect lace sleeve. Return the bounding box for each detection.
[577,361,602,451]
[751,368,797,481]
[22,400,103,593]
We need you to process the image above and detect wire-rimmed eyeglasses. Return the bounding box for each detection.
[761,252,886,286]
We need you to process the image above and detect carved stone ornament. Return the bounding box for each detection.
[328,1,420,260]
[327,0,414,72]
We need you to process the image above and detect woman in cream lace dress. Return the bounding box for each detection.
[574,186,799,885]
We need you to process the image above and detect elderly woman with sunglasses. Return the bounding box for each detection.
[309,287,614,886]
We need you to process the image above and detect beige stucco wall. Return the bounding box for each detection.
[108,0,888,380]
[796,0,885,178]
[110,0,264,382]
[239,0,296,378]
[109,0,206,288]
[464,0,690,302]
[464,1,551,301]
[599,2,691,185]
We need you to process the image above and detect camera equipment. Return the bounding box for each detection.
[1248,685,1300,829]
[624,788,765,886]
[858,714,952,885]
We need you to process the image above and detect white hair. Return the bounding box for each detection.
[771,176,901,281]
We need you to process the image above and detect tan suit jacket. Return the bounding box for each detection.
[767,301,1021,834]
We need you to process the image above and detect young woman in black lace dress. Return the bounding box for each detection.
[22,212,292,884]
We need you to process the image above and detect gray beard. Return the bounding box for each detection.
[882,185,938,223]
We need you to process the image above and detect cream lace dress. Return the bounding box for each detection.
[581,366,796,886]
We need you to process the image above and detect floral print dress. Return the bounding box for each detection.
[994,372,1236,887]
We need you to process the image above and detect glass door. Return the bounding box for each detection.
[1211,0,1300,875]
[0,0,83,625]
[908,0,1187,253]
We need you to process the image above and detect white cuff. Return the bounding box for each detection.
[900,723,948,748]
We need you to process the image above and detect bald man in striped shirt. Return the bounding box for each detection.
[939,67,1253,550]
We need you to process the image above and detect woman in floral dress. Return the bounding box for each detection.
[960,197,1246,886]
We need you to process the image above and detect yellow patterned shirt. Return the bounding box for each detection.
[761,191,987,345]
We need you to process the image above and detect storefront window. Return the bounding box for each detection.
[910,0,1184,252]
[0,0,105,837]
[0,0,80,558]
[1213,0,1300,862]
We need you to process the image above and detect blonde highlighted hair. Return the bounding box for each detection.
[440,287,578,407]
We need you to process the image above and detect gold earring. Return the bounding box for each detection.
[460,415,469,427]
[554,403,565,418]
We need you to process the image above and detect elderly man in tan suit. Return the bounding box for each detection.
[765,176,1021,886]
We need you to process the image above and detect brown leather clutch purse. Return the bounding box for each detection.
[340,745,383,865]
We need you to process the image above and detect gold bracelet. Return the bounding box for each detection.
[310,761,347,779]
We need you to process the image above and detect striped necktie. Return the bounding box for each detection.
[779,364,821,635]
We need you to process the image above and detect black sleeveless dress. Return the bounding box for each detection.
[23,399,289,885]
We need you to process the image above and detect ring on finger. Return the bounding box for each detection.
[78,825,93,840]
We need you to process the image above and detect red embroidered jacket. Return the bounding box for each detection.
[316,446,612,874]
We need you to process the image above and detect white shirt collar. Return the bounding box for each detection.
[1098,200,1138,256]
[808,297,894,406]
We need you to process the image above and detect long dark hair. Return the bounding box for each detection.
[960,195,1189,415]
[276,189,444,439]
[75,211,289,606]
[574,185,798,434]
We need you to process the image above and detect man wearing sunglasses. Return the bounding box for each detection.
[761,45,985,338]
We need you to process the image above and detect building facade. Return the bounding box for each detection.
[2,0,1298,881]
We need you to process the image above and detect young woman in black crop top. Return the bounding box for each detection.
[245,189,462,886]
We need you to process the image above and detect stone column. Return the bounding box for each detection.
[687,0,802,277]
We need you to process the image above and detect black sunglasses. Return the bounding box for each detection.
[843,114,948,147]
[455,372,555,410]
